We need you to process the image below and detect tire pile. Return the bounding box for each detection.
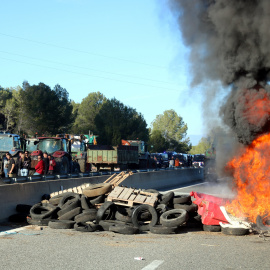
[22,184,205,235]
[9,184,252,236]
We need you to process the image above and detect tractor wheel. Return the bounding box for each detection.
[55,156,70,174]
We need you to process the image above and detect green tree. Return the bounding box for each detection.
[21,82,73,135]
[189,137,211,155]
[72,92,106,134]
[0,87,12,130]
[148,129,169,153]
[95,98,149,145]
[151,109,191,153]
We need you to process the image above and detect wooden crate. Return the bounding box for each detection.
[107,186,158,207]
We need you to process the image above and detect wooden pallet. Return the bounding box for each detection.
[107,186,158,207]
[104,171,133,187]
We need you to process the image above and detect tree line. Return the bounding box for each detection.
[0,81,192,153]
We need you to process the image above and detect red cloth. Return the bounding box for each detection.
[190,191,230,225]
[49,159,56,171]
[35,160,45,175]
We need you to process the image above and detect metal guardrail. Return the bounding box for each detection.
[1,166,203,185]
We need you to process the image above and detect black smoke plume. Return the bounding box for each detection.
[169,0,270,144]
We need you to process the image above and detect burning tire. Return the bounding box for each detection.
[160,209,189,227]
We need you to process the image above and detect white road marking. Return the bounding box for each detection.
[141,260,164,270]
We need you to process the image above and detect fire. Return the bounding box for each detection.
[226,133,270,223]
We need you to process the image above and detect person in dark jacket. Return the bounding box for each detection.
[7,153,15,177]
[43,152,49,175]
[19,152,31,176]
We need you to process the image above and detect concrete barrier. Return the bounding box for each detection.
[0,168,203,222]
[123,168,203,190]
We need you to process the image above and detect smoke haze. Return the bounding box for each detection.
[169,0,270,144]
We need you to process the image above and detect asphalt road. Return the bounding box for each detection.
[0,179,269,270]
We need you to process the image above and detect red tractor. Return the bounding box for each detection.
[29,137,79,175]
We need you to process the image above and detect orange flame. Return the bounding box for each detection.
[226,134,270,223]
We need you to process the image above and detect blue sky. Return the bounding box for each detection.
[0,0,205,145]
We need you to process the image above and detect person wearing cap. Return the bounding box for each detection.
[43,152,49,175]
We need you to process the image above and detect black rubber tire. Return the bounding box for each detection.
[159,191,174,205]
[75,209,97,223]
[16,204,32,214]
[173,195,191,204]
[49,192,75,206]
[8,213,28,223]
[57,199,81,217]
[109,223,139,235]
[160,209,189,227]
[82,183,113,197]
[156,204,168,215]
[48,220,75,229]
[96,202,116,224]
[221,226,249,236]
[173,203,198,213]
[150,225,178,234]
[89,194,105,205]
[80,195,92,210]
[115,211,132,223]
[131,205,158,231]
[74,222,99,232]
[99,220,127,231]
[58,193,81,208]
[256,215,270,231]
[30,203,58,220]
[27,216,53,226]
[203,224,221,232]
[58,207,82,221]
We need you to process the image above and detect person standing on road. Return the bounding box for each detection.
[169,156,175,168]
[19,152,31,176]
[43,152,49,175]
[175,157,180,167]
[34,155,45,175]
[3,152,9,177]
[48,154,56,174]
[15,151,22,176]
[7,153,16,177]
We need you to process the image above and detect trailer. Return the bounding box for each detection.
[87,145,139,171]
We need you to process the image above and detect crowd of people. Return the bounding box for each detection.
[3,151,56,178]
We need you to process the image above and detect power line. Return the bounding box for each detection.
[0,32,168,69]
[0,50,178,86]
[0,56,182,93]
